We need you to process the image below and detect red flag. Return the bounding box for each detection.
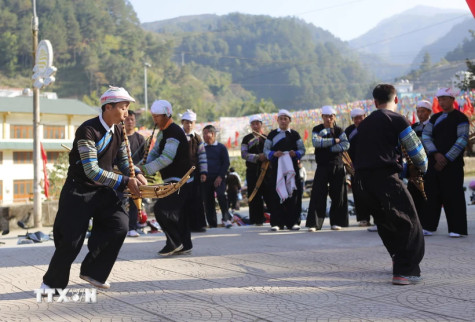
[226,137,232,149]
[234,131,239,147]
[467,0,475,18]
[411,111,416,125]
[432,97,442,114]
[304,129,309,141]
[40,143,49,199]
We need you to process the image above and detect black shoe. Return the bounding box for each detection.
[158,244,183,256]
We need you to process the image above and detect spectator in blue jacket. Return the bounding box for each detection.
[202,125,232,228]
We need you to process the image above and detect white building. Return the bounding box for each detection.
[0,96,99,204]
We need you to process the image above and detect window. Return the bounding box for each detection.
[14,180,33,201]
[10,125,33,138]
[44,125,65,139]
[13,152,33,164]
[47,151,61,163]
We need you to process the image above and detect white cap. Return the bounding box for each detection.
[278,109,292,118]
[100,86,135,106]
[416,100,432,111]
[181,109,196,121]
[151,100,172,117]
[321,105,336,115]
[350,108,365,118]
[249,114,262,123]
[436,88,456,98]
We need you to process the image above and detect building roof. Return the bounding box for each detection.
[0,96,99,115]
[0,141,72,151]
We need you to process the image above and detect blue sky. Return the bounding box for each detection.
[128,0,471,41]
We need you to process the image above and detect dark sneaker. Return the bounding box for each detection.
[158,244,183,256]
[80,274,111,289]
[392,275,422,285]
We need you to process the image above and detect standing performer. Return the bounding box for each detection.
[123,110,146,237]
[241,115,272,225]
[408,100,431,235]
[140,100,193,256]
[263,109,306,231]
[354,84,427,285]
[181,109,208,232]
[422,88,469,238]
[41,86,145,290]
[306,105,349,232]
[344,107,374,228]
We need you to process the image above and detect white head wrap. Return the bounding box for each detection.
[350,108,365,118]
[100,86,135,106]
[151,100,172,117]
[181,109,197,121]
[436,88,456,98]
[278,109,292,118]
[321,105,336,115]
[416,100,432,111]
[249,114,263,123]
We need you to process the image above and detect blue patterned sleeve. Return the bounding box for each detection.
[421,122,437,155]
[263,138,274,160]
[241,137,259,163]
[312,128,334,148]
[295,137,305,159]
[445,122,469,162]
[143,134,179,176]
[197,141,208,174]
[330,132,350,153]
[400,126,428,173]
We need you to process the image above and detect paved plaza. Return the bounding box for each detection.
[1,198,475,321]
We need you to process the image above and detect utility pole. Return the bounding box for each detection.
[32,0,41,228]
[144,62,151,115]
[31,0,56,228]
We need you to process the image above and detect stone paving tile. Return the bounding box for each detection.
[1,202,474,321]
[375,289,475,321]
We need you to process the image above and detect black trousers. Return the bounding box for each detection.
[154,182,192,250]
[43,179,128,289]
[351,176,372,223]
[356,169,424,276]
[424,163,467,235]
[269,172,302,229]
[228,189,239,210]
[187,172,207,231]
[127,197,139,231]
[306,164,348,228]
[201,175,231,227]
[246,167,274,225]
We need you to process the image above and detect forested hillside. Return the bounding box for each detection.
[0,0,272,123]
[144,13,373,109]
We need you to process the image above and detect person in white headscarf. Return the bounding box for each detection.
[407,100,432,235]
[181,109,208,232]
[263,109,306,231]
[241,114,273,225]
[41,86,145,291]
[140,100,194,255]
[306,105,349,232]
[422,88,469,238]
